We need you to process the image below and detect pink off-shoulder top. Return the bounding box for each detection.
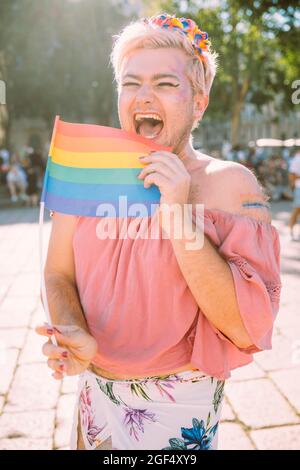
[72,206,281,381]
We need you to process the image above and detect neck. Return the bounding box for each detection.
[175,136,198,163]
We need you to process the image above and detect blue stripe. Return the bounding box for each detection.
[242,202,269,208]
[46,175,161,202]
[40,157,51,202]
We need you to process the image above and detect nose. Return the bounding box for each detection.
[135,84,154,104]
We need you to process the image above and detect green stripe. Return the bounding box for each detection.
[49,161,143,185]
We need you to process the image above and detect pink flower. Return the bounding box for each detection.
[80,382,105,446]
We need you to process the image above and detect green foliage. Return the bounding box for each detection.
[140,0,300,143]
[1,0,298,146]
[0,0,128,144]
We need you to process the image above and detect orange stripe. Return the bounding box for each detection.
[54,133,153,153]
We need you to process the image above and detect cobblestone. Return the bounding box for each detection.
[0,202,299,449]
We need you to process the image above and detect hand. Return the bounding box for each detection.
[138,151,191,206]
[36,324,98,380]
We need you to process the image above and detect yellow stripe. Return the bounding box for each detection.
[51,147,145,168]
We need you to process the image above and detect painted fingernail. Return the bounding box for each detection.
[59,364,65,371]
[61,351,68,358]
[47,328,54,335]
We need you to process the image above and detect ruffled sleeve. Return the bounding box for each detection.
[192,208,282,354]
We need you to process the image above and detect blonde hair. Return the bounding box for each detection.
[110,15,218,98]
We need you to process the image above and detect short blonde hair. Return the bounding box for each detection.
[110,14,218,98]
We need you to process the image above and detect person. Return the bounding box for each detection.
[288,150,300,240]
[22,149,43,207]
[263,155,283,202]
[6,153,28,203]
[221,139,231,160]
[36,13,281,451]
[236,145,246,164]
[0,147,10,185]
[244,145,257,171]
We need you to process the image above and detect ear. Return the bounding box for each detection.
[193,93,209,121]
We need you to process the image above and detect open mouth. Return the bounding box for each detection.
[134,113,164,139]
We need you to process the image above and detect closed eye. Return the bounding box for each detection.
[122,82,179,87]
[157,83,179,87]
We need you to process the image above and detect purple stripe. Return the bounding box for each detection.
[43,192,160,217]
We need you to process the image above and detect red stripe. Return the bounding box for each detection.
[55,117,171,152]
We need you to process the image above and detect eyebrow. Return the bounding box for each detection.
[122,73,180,81]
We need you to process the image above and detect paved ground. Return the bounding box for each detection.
[0,200,299,450]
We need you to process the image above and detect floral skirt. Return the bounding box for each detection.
[70,367,225,451]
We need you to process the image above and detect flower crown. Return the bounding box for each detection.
[143,13,211,63]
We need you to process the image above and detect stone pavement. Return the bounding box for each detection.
[0,201,299,450]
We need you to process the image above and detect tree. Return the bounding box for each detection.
[0,0,127,149]
[140,0,300,145]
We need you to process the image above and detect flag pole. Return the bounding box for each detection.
[39,116,60,347]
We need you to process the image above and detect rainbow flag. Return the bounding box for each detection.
[40,116,171,217]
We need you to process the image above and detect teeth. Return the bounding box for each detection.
[144,134,158,139]
[135,113,162,122]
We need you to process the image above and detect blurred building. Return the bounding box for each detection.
[195,103,300,152]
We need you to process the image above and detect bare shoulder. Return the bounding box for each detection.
[205,159,272,223]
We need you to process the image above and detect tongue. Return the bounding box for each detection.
[138,120,163,138]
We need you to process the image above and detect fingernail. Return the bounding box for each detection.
[47,328,54,335]
[139,155,146,159]
[59,364,65,371]
[61,351,68,358]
